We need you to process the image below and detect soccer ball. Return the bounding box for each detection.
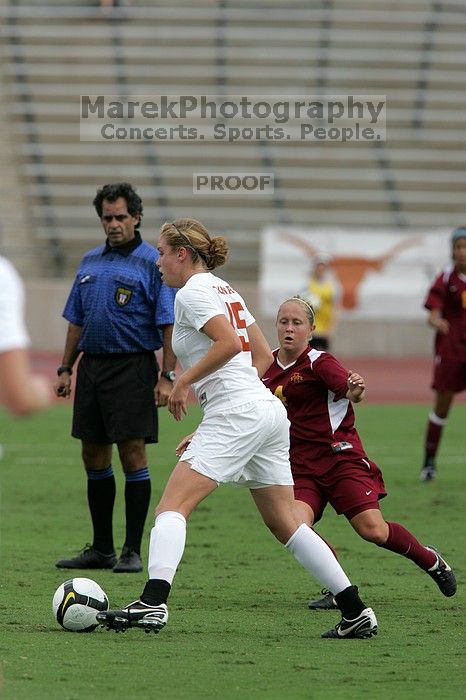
[52,577,109,632]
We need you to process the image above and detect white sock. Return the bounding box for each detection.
[429,412,446,426]
[148,511,187,584]
[286,523,351,595]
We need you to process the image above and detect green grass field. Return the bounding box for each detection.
[0,403,464,700]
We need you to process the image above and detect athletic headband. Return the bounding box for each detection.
[284,295,316,324]
[171,223,209,264]
[293,295,315,313]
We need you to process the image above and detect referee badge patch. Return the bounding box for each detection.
[115,287,132,306]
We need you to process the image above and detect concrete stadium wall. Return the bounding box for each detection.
[25,280,433,358]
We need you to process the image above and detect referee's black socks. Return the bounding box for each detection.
[87,465,116,555]
[124,467,151,554]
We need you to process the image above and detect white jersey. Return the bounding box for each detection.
[0,256,29,353]
[172,272,274,415]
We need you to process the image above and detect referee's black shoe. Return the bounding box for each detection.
[113,546,143,573]
[55,544,117,569]
[308,589,338,610]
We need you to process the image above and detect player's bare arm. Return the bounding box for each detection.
[175,432,195,457]
[428,308,450,335]
[346,371,366,403]
[156,323,177,407]
[168,314,242,421]
[248,322,273,378]
[0,349,52,415]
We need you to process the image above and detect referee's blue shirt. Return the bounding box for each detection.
[63,237,176,353]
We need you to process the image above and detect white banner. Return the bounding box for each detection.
[259,227,453,320]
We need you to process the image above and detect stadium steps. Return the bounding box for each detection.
[0,1,465,278]
[0,65,38,276]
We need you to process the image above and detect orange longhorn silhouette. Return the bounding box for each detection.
[281,232,422,309]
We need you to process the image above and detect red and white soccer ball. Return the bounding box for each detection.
[52,577,109,632]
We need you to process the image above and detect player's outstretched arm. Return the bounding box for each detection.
[346,371,366,403]
[0,348,52,416]
[248,322,273,378]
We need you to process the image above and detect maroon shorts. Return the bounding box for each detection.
[293,457,387,523]
[432,355,466,393]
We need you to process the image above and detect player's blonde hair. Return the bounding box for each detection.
[278,295,316,326]
[160,218,228,270]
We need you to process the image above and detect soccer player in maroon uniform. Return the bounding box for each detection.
[262,297,457,611]
[420,227,466,481]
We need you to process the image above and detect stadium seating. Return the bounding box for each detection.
[0,0,465,279]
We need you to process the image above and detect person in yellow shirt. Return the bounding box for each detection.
[300,256,340,350]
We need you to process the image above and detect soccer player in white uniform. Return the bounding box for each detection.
[0,255,51,416]
[97,218,378,639]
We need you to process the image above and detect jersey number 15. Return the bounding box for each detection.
[226,301,251,352]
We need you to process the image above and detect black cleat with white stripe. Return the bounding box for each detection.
[97,600,168,634]
[426,546,457,597]
[321,607,378,639]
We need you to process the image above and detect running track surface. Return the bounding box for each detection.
[29,353,466,405]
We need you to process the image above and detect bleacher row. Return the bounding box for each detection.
[0,0,465,279]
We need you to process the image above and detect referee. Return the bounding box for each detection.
[54,182,177,573]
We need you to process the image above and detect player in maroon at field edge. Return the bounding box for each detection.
[262,296,457,611]
[420,227,466,482]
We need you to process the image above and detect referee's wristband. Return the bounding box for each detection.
[57,365,73,376]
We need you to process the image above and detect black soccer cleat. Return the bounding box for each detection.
[420,457,436,482]
[425,546,457,597]
[420,465,436,482]
[56,544,117,569]
[113,546,143,573]
[308,589,338,610]
[321,607,378,639]
[96,600,168,633]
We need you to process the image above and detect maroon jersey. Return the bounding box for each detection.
[424,266,466,359]
[262,347,368,476]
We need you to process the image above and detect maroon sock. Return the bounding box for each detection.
[380,522,437,570]
[425,414,445,459]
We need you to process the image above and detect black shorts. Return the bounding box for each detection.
[311,336,329,351]
[72,353,159,444]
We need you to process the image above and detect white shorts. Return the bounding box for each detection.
[181,398,294,489]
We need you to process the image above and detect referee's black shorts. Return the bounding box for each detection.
[311,336,329,351]
[72,352,159,444]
